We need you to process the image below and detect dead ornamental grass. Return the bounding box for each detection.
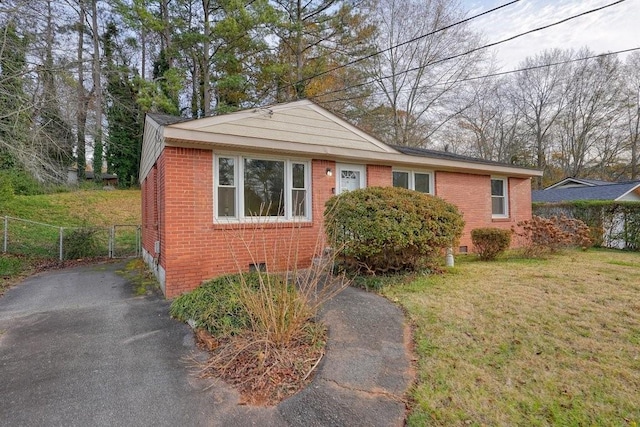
[383,249,640,426]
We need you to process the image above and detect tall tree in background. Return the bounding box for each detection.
[623,52,640,179]
[90,0,103,180]
[365,0,484,147]
[103,21,143,186]
[555,51,624,179]
[75,0,89,179]
[448,76,527,164]
[39,0,74,175]
[0,20,30,170]
[269,0,375,106]
[512,50,571,187]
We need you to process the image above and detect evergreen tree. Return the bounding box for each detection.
[103,21,144,187]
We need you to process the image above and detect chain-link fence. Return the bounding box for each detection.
[2,216,140,261]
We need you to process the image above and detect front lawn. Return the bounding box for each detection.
[383,249,640,426]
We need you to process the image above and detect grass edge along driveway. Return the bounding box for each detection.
[383,249,640,426]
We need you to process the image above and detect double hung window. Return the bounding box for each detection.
[491,177,508,218]
[392,170,433,194]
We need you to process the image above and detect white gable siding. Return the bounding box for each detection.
[139,117,165,182]
[617,190,640,201]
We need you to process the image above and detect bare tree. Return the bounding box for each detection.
[623,52,640,179]
[89,0,103,179]
[448,76,527,164]
[555,51,624,179]
[511,49,572,187]
[365,0,485,147]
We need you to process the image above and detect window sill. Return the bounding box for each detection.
[491,217,511,222]
[212,220,314,230]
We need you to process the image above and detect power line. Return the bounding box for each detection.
[316,46,640,105]
[293,0,521,87]
[310,0,628,101]
[251,0,522,106]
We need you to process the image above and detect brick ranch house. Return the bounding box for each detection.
[140,100,542,298]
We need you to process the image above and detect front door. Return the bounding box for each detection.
[336,164,366,194]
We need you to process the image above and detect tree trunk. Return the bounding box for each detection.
[90,0,102,181]
[76,0,87,180]
[202,0,211,116]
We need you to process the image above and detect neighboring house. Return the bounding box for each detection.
[68,168,119,187]
[532,178,640,203]
[532,177,640,249]
[140,100,542,298]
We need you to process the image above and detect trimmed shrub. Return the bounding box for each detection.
[324,187,464,274]
[471,228,511,260]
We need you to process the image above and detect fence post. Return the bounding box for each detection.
[137,225,141,257]
[59,227,64,261]
[3,216,7,253]
[109,226,115,258]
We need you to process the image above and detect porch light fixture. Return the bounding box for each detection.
[326,168,333,177]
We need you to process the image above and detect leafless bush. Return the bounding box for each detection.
[512,215,593,257]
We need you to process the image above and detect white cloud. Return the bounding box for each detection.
[460,0,639,69]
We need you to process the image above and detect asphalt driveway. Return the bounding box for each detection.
[0,262,219,427]
[0,262,412,427]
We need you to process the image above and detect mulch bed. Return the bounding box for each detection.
[194,326,326,406]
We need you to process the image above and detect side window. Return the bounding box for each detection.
[491,177,508,218]
[392,170,433,194]
[217,157,236,218]
[393,171,409,189]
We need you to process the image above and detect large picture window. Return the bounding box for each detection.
[491,177,508,218]
[215,155,310,221]
[392,170,433,194]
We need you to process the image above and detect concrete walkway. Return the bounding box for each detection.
[0,262,413,426]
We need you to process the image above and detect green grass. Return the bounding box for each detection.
[0,189,141,289]
[382,249,640,426]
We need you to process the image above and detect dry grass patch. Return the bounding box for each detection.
[383,249,640,426]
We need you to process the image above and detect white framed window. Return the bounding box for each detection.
[214,154,311,221]
[392,170,434,195]
[491,177,509,218]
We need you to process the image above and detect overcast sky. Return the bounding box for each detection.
[460,0,639,69]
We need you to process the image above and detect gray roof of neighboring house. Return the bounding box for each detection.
[532,181,640,202]
[391,145,523,169]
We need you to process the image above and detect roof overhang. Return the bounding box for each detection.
[614,183,640,201]
[163,130,542,178]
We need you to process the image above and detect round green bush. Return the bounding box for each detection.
[471,227,512,261]
[324,187,464,274]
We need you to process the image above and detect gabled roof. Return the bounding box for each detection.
[164,100,398,154]
[532,181,640,203]
[546,177,612,189]
[140,100,542,182]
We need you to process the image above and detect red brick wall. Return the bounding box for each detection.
[146,147,533,297]
[159,149,338,298]
[141,165,160,258]
[435,171,532,251]
[367,165,392,186]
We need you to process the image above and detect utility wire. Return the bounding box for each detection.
[292,0,521,86]
[310,0,628,101]
[316,46,640,105]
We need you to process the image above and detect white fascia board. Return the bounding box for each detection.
[163,129,542,178]
[614,184,640,201]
